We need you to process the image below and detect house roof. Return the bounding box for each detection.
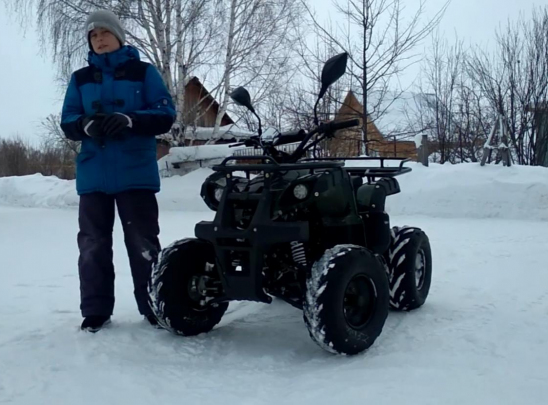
[335,90,365,118]
[184,76,235,125]
[334,90,382,134]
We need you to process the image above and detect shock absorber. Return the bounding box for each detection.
[290,241,307,267]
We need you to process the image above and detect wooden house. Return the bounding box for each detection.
[156,77,236,159]
[328,91,418,160]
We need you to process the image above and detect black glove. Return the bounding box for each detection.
[80,114,106,139]
[102,113,133,138]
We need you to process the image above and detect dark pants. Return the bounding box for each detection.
[77,190,160,317]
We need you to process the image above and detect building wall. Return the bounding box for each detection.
[156,142,171,161]
[375,140,418,160]
[329,91,418,160]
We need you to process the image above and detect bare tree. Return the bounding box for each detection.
[301,0,448,153]
[403,6,548,165]
[0,134,77,179]
[41,114,80,155]
[467,6,548,165]
[209,0,303,141]
[407,33,464,163]
[401,29,501,164]
[5,0,226,146]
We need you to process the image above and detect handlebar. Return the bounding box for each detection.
[229,136,262,148]
[291,118,360,161]
[324,118,360,132]
[272,129,306,146]
[228,118,360,162]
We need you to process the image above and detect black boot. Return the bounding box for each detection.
[81,316,111,333]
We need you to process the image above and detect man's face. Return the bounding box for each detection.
[90,27,121,54]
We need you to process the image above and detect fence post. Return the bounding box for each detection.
[418,135,429,166]
[527,103,548,166]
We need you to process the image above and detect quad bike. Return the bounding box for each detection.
[148,52,432,355]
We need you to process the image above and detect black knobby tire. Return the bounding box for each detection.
[148,238,228,336]
[303,245,389,355]
[386,227,432,311]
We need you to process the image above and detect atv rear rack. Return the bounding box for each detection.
[301,157,413,182]
[214,155,412,181]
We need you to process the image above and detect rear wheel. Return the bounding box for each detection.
[386,227,432,311]
[147,238,228,336]
[304,245,389,355]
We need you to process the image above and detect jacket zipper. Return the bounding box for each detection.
[103,53,110,191]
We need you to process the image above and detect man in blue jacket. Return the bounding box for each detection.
[60,9,176,332]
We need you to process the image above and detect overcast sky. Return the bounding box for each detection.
[0,0,543,145]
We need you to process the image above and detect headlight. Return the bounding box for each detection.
[214,187,224,202]
[293,184,308,200]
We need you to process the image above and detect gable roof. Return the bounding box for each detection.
[184,76,234,125]
[335,90,381,124]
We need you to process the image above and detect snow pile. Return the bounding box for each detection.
[385,162,548,221]
[1,162,548,221]
[156,168,213,212]
[0,173,79,208]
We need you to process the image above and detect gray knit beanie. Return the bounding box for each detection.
[85,10,126,51]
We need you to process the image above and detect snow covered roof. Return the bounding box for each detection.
[157,144,246,168]
[186,124,256,141]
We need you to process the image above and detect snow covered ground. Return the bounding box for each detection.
[1,162,548,404]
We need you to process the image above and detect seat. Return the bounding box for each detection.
[351,175,363,191]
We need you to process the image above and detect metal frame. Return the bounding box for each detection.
[195,155,412,304]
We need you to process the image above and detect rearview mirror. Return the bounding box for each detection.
[318,52,348,99]
[230,86,255,113]
[314,52,349,125]
[229,86,262,137]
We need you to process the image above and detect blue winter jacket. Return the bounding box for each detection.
[60,45,176,195]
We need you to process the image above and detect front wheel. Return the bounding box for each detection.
[304,245,390,355]
[147,238,228,336]
[386,227,432,311]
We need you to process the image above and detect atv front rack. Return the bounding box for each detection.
[212,155,344,175]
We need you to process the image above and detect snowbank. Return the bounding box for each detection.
[156,168,214,212]
[0,173,79,209]
[0,170,214,213]
[1,162,547,221]
[386,162,548,221]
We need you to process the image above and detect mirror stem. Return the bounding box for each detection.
[313,97,321,126]
[253,111,262,138]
